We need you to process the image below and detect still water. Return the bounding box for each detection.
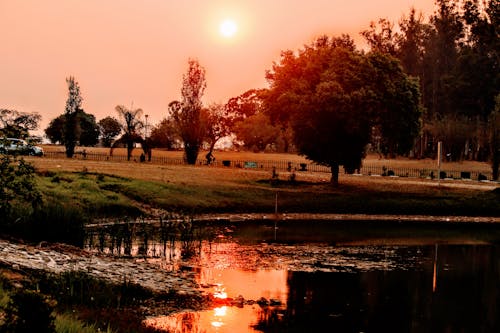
[86,220,500,332]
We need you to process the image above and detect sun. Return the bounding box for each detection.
[219,19,237,38]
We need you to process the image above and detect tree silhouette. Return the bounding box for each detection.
[266,36,421,186]
[202,103,231,157]
[0,109,41,139]
[169,59,206,164]
[112,105,144,161]
[45,110,99,146]
[63,76,82,157]
[98,116,121,147]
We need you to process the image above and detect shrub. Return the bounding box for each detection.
[2,289,55,333]
[0,156,42,225]
[26,203,87,247]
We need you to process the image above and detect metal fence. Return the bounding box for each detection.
[41,151,495,181]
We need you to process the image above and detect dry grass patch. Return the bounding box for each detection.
[40,145,492,173]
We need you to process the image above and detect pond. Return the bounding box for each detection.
[85,219,500,332]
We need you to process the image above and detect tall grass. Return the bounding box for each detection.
[55,313,114,333]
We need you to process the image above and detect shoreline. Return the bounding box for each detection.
[86,213,500,229]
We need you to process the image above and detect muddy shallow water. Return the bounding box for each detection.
[84,219,500,332]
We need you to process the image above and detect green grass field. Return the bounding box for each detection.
[27,151,500,219]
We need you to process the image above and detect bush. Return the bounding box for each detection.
[4,202,87,247]
[2,289,55,333]
[0,156,42,225]
[27,203,87,247]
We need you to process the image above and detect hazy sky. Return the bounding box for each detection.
[0,0,436,134]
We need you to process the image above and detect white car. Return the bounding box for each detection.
[0,138,44,156]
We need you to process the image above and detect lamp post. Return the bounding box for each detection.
[144,114,149,139]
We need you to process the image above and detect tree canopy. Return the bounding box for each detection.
[45,110,99,146]
[265,36,422,185]
[362,0,499,167]
[63,76,83,157]
[98,116,121,147]
[169,59,206,164]
[0,109,41,139]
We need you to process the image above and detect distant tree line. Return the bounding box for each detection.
[361,0,498,165]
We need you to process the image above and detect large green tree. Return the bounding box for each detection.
[63,76,83,157]
[169,59,206,164]
[265,36,421,186]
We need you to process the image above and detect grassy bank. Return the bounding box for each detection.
[30,157,500,219]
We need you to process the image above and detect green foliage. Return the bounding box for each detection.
[98,116,122,148]
[36,271,152,310]
[78,111,100,147]
[233,112,279,152]
[46,111,99,146]
[36,172,143,218]
[0,281,10,313]
[202,103,231,153]
[0,156,42,222]
[265,36,421,185]
[365,0,499,160]
[33,168,500,218]
[148,117,179,150]
[45,115,65,144]
[55,314,112,333]
[0,157,89,245]
[0,109,41,139]
[367,52,422,157]
[26,202,87,247]
[2,289,56,333]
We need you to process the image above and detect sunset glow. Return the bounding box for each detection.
[219,19,237,38]
[0,1,436,134]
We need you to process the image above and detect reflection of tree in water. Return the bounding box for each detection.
[252,246,500,332]
[252,306,287,332]
[85,217,217,261]
[144,311,206,333]
[178,311,205,333]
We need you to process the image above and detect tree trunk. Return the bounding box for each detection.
[127,142,134,161]
[330,163,339,187]
[184,143,199,165]
[493,148,499,181]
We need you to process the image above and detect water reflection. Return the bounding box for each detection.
[86,221,500,332]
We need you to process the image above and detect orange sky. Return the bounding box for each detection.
[0,0,436,135]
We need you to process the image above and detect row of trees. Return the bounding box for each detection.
[361,0,499,164]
